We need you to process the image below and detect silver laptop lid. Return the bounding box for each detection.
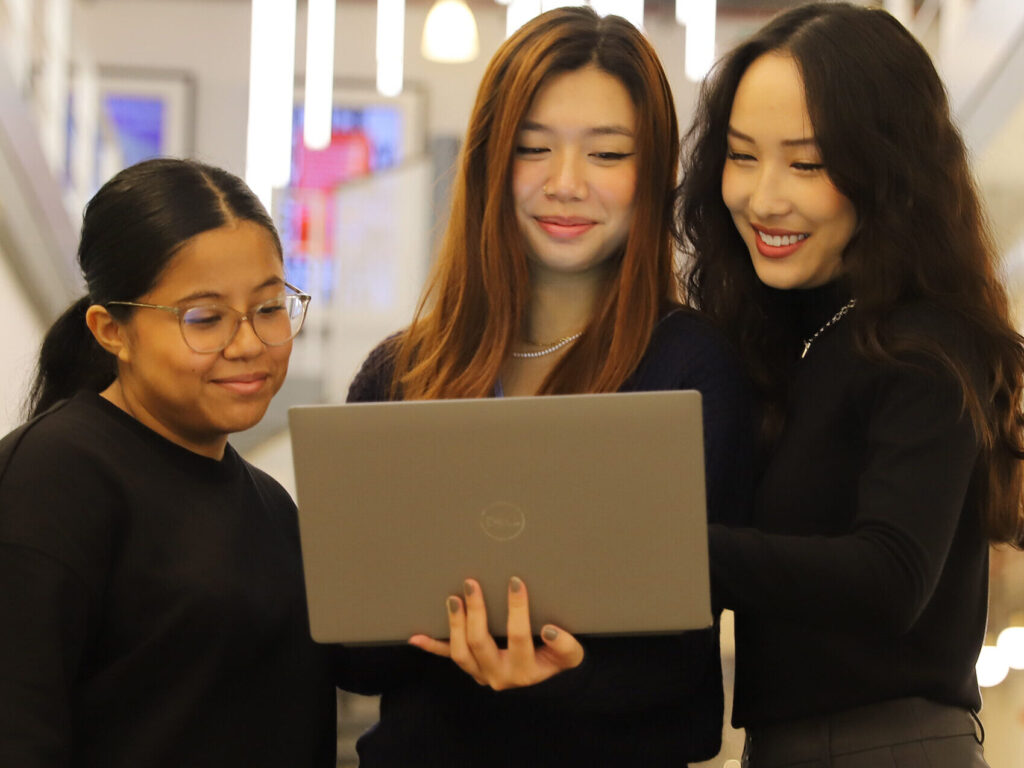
[289,390,711,644]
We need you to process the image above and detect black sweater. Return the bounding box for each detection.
[340,308,752,767]
[0,392,338,767]
[709,282,988,727]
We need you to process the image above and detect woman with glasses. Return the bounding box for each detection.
[0,158,337,766]
[678,3,1024,765]
[340,7,751,767]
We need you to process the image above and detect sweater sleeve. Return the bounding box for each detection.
[347,337,399,403]
[709,323,983,636]
[0,420,112,766]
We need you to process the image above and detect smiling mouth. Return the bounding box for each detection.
[213,374,269,395]
[757,230,808,247]
[753,226,810,258]
[536,216,596,240]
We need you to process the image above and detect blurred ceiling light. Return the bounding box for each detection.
[996,624,1024,670]
[678,0,716,82]
[506,0,541,38]
[591,0,644,31]
[377,0,405,96]
[541,0,587,12]
[976,645,1010,688]
[246,0,297,209]
[304,0,336,151]
[422,0,480,63]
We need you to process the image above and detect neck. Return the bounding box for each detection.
[100,379,228,460]
[524,263,607,345]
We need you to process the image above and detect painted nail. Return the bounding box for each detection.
[447,596,460,614]
[463,580,475,597]
[542,627,558,642]
[510,576,523,593]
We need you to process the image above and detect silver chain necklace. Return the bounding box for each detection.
[511,332,583,359]
[801,299,856,359]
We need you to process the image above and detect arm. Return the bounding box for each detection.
[710,337,982,636]
[0,421,108,766]
[0,546,91,766]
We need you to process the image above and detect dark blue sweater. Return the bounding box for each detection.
[341,307,752,767]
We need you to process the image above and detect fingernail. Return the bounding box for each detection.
[509,576,523,593]
[542,626,558,641]
[463,580,475,597]
[447,596,460,614]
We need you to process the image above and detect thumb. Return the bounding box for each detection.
[540,625,585,669]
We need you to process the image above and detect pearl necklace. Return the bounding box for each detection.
[801,299,856,359]
[511,332,583,359]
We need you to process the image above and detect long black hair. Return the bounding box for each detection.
[678,2,1024,546]
[27,158,281,418]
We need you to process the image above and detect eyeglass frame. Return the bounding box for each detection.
[105,281,312,354]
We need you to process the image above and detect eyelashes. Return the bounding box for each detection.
[726,150,825,173]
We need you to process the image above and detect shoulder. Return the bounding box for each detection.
[649,306,736,357]
[347,334,403,403]
[239,453,298,512]
[630,306,747,393]
[875,301,984,381]
[0,395,114,483]
[885,301,972,342]
[0,395,123,580]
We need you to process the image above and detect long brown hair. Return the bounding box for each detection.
[392,6,679,399]
[678,2,1024,546]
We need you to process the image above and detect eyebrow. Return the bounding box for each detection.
[520,120,635,138]
[176,276,284,304]
[727,126,818,147]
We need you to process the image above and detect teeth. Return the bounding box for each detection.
[758,231,808,247]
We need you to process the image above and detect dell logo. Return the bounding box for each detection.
[480,502,526,541]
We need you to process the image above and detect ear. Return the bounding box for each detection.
[85,305,132,364]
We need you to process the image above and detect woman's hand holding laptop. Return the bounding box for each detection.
[408,576,585,690]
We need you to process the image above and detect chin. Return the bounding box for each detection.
[220,401,274,436]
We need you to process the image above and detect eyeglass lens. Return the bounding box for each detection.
[180,295,307,353]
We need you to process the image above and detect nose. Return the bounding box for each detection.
[543,150,588,202]
[222,314,266,359]
[748,165,792,220]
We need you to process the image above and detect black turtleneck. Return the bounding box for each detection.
[709,281,989,726]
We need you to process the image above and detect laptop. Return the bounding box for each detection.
[288,390,711,644]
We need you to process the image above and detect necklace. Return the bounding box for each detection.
[511,332,583,359]
[801,299,856,359]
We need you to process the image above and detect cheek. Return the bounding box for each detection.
[720,166,745,215]
[816,188,858,245]
[616,167,638,210]
[511,162,539,206]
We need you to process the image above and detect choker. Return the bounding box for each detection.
[801,299,855,359]
[512,332,583,359]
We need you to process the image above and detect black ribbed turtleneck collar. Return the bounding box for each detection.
[765,278,853,342]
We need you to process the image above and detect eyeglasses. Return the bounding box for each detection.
[107,282,311,354]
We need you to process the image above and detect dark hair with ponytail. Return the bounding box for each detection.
[27,158,281,418]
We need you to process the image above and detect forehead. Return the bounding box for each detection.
[153,220,283,297]
[524,66,636,130]
[729,53,813,139]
